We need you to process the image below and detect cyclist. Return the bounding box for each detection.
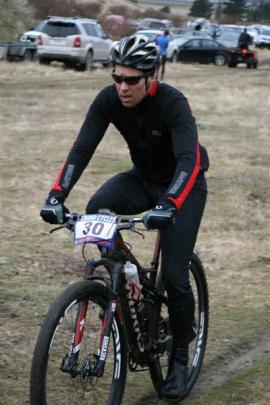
[40,34,209,400]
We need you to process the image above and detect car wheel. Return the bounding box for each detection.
[84,51,93,71]
[39,58,50,65]
[32,50,37,62]
[23,50,33,61]
[171,51,178,63]
[214,53,227,66]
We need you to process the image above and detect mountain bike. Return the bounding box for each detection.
[30,211,208,404]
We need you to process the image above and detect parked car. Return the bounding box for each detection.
[0,39,37,61]
[253,26,270,48]
[137,18,173,31]
[135,29,192,62]
[217,31,239,48]
[19,20,48,44]
[177,38,229,66]
[37,17,113,70]
[219,24,242,35]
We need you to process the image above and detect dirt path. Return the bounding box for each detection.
[183,331,270,403]
[126,331,270,404]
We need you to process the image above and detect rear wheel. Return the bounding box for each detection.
[23,49,33,61]
[214,53,227,66]
[39,58,51,65]
[149,253,209,400]
[30,281,127,405]
[247,60,258,69]
[84,51,93,71]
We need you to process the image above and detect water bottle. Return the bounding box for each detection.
[123,261,141,301]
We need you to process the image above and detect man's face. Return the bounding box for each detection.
[113,65,154,108]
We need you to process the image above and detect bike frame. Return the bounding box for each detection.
[63,229,163,378]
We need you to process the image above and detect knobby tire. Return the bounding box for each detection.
[149,252,209,400]
[30,281,127,405]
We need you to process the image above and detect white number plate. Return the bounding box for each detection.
[74,214,117,247]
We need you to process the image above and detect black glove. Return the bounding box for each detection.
[143,200,176,230]
[40,195,69,225]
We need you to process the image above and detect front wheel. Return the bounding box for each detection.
[149,253,209,400]
[171,51,178,63]
[30,281,127,405]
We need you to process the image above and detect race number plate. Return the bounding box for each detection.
[74,214,117,248]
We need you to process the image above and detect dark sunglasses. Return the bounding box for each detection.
[111,73,146,85]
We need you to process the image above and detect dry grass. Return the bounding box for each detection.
[0,50,270,404]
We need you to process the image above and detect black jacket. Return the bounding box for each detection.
[50,82,209,210]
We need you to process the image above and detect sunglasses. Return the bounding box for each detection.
[111,73,146,85]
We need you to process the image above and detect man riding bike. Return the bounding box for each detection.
[40,34,209,400]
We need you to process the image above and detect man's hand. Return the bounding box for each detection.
[40,196,69,225]
[143,201,176,230]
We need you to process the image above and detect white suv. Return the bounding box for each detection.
[253,26,270,48]
[37,17,113,69]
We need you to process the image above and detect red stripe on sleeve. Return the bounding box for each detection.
[147,80,158,96]
[50,164,65,192]
[168,142,201,210]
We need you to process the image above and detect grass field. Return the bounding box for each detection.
[0,52,270,404]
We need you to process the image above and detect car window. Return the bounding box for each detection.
[34,21,47,31]
[149,22,165,29]
[137,31,157,40]
[83,23,97,37]
[95,25,105,38]
[43,22,80,37]
[261,28,270,36]
[186,39,201,48]
[202,39,218,49]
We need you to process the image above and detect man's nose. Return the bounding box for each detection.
[119,81,130,90]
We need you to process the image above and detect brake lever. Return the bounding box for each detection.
[132,227,145,239]
[50,225,66,234]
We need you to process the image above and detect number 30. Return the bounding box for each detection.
[83,221,104,236]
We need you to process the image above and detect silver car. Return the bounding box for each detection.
[37,17,113,70]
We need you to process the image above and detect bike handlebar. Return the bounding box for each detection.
[53,212,145,233]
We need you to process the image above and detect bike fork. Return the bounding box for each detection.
[61,262,122,378]
[93,261,122,377]
[60,299,89,376]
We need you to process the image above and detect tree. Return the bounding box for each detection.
[215,0,223,21]
[223,0,248,20]
[247,2,270,23]
[189,0,214,18]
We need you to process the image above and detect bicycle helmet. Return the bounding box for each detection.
[110,34,159,74]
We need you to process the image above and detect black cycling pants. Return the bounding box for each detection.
[86,167,207,347]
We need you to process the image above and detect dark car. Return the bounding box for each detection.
[177,38,229,66]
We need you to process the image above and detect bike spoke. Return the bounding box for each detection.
[46,300,115,404]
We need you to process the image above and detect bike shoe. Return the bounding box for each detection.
[160,360,188,400]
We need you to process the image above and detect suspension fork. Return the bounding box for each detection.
[91,261,122,377]
[60,299,89,376]
[61,261,122,377]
